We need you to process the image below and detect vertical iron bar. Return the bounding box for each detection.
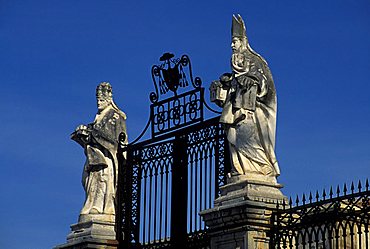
[154,167,158,242]
[365,221,368,249]
[200,88,204,121]
[209,143,213,209]
[143,170,147,244]
[358,223,362,249]
[170,135,188,247]
[167,101,171,131]
[159,166,163,242]
[168,163,172,240]
[328,224,333,249]
[289,234,293,249]
[350,223,354,249]
[149,104,155,138]
[183,95,187,124]
[190,154,193,233]
[315,229,319,249]
[199,146,203,231]
[148,168,153,243]
[214,125,220,199]
[116,140,128,248]
[295,232,299,249]
[195,152,198,231]
[165,163,169,241]
[343,229,347,249]
[204,148,208,214]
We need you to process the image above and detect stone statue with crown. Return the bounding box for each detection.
[210,14,280,184]
[56,82,127,248]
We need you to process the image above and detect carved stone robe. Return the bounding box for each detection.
[220,50,280,181]
[80,105,127,218]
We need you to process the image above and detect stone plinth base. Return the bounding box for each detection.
[54,218,117,249]
[54,238,118,249]
[200,176,287,249]
[215,175,286,207]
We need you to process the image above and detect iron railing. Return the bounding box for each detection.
[270,180,370,249]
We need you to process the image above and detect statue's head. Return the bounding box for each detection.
[231,14,248,53]
[96,82,113,112]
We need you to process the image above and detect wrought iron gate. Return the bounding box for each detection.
[116,52,370,249]
[117,53,230,249]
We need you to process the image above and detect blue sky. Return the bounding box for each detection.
[0,1,369,248]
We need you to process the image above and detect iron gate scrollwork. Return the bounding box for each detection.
[117,53,230,249]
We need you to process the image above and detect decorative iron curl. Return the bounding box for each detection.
[181,54,202,89]
[194,77,202,88]
[150,92,158,103]
[150,65,161,103]
[180,55,189,67]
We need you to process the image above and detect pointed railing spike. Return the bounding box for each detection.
[366,179,369,191]
[302,193,306,205]
[289,197,293,207]
[358,180,362,192]
[282,199,286,210]
[343,183,348,195]
[351,181,355,194]
[309,192,313,203]
[323,189,327,200]
[296,195,299,205]
[315,190,320,202]
[336,185,340,197]
[329,186,333,199]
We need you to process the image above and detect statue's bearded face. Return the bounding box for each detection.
[97,96,111,111]
[231,37,243,53]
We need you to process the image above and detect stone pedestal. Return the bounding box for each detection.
[200,175,287,249]
[54,216,118,249]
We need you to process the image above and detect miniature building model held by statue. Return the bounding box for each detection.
[71,82,127,222]
[210,14,280,183]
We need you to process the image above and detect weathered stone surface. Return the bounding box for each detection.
[55,82,127,249]
[55,237,117,249]
[54,219,117,248]
[215,175,286,207]
[201,188,285,249]
[202,14,287,249]
[66,219,116,242]
[209,14,280,183]
[71,82,127,221]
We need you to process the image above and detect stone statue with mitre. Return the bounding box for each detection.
[66,82,127,244]
[210,15,280,184]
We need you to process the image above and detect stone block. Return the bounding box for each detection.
[200,178,287,249]
[54,219,117,249]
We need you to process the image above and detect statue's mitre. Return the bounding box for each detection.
[96,82,113,99]
[232,14,246,38]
